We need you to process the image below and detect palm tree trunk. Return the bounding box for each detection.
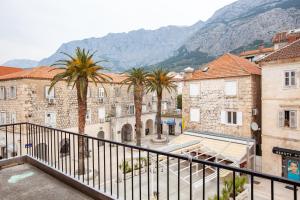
[156,94,162,140]
[77,81,87,175]
[134,86,143,146]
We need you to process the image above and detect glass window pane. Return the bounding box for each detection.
[233,112,237,124]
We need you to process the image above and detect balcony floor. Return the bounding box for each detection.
[0,163,92,200]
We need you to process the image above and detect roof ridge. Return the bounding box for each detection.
[260,39,300,62]
[226,53,252,74]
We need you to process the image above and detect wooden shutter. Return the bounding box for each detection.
[220,111,226,124]
[98,107,106,119]
[225,81,237,96]
[189,84,200,97]
[290,111,297,128]
[278,111,284,127]
[237,112,243,126]
[190,108,200,122]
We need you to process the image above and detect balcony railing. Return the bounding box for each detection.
[0,122,299,200]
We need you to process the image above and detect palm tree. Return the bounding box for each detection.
[147,68,176,140]
[49,47,111,174]
[121,68,149,146]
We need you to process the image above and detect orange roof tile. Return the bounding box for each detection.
[259,39,300,63]
[186,53,261,81]
[240,47,274,57]
[0,66,24,76]
[0,66,127,83]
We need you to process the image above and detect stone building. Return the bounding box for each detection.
[259,39,300,180]
[182,53,261,142]
[0,66,177,143]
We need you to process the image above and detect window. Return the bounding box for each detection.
[86,109,91,123]
[279,110,297,128]
[128,105,135,115]
[87,87,91,98]
[9,86,17,99]
[98,87,105,98]
[284,71,296,87]
[221,111,242,125]
[190,108,200,122]
[162,102,168,110]
[9,112,16,123]
[152,102,157,111]
[116,105,122,117]
[0,112,6,125]
[142,105,147,113]
[114,87,121,97]
[45,112,56,127]
[0,87,5,100]
[225,81,237,96]
[45,86,55,99]
[98,107,106,121]
[189,83,200,97]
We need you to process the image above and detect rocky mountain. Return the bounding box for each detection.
[38,21,204,71]
[162,0,300,70]
[4,0,300,71]
[2,59,38,68]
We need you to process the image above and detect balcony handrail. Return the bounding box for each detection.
[0,122,299,187]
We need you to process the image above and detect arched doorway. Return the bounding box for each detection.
[35,143,48,161]
[60,139,70,156]
[98,130,105,146]
[145,119,154,135]
[121,124,133,142]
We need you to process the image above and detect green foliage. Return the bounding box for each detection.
[119,160,132,174]
[230,40,273,55]
[150,47,215,72]
[146,68,177,96]
[208,175,247,200]
[50,47,112,99]
[177,94,182,109]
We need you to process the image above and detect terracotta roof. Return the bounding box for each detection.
[240,47,274,56]
[272,31,300,44]
[186,53,261,81]
[259,39,300,63]
[0,66,24,76]
[272,32,288,43]
[0,66,127,83]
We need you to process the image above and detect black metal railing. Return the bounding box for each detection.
[0,122,299,200]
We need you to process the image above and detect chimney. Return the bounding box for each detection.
[184,67,194,79]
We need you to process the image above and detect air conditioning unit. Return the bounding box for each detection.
[48,98,55,105]
[252,108,258,116]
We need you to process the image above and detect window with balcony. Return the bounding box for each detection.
[284,71,296,87]
[98,87,105,98]
[190,108,200,122]
[279,110,297,128]
[225,81,237,96]
[189,83,200,97]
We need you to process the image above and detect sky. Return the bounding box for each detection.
[0,0,237,64]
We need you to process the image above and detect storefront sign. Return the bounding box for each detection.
[272,147,300,158]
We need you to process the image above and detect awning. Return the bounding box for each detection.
[166,132,255,164]
[164,119,176,125]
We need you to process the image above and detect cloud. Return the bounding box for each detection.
[0,0,236,64]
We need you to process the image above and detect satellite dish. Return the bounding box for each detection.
[251,122,259,131]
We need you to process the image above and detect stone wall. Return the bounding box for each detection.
[0,78,177,141]
[182,75,261,138]
[261,60,300,176]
